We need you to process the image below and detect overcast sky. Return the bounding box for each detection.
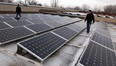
[14,0,116,9]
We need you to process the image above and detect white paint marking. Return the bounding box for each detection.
[4,22,14,28]
[51,31,68,41]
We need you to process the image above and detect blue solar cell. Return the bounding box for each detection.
[45,21,62,27]
[80,41,116,66]
[0,27,34,44]
[6,20,32,27]
[26,23,52,33]
[28,19,45,24]
[53,27,77,40]
[67,24,84,32]
[91,32,113,49]
[95,27,110,37]
[0,22,11,30]
[18,32,66,61]
[75,21,86,28]
[0,17,15,22]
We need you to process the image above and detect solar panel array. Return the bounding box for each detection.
[0,17,15,22]
[78,22,116,66]
[80,41,116,66]
[6,20,32,27]
[0,13,86,62]
[67,23,85,32]
[0,27,34,44]
[53,27,77,40]
[45,21,63,28]
[0,14,81,45]
[92,22,113,49]
[0,22,11,30]
[26,23,52,33]
[18,32,67,61]
[27,19,44,24]
[91,32,113,49]
[18,21,86,62]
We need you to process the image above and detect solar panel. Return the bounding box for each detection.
[6,14,15,17]
[15,17,28,21]
[53,27,77,40]
[67,24,84,32]
[51,16,62,20]
[45,21,63,27]
[75,21,86,28]
[40,15,57,22]
[97,25,108,30]
[6,20,32,27]
[0,27,34,44]
[29,15,39,19]
[29,15,43,21]
[71,18,81,22]
[61,17,74,23]
[79,41,116,66]
[26,23,52,33]
[0,17,15,22]
[55,17,71,25]
[49,16,70,24]
[18,32,66,61]
[0,14,9,17]
[28,19,45,24]
[97,22,108,30]
[99,22,107,27]
[0,22,11,30]
[96,27,110,37]
[91,32,113,49]
[46,15,73,23]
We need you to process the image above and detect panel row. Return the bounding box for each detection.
[80,41,116,66]
[78,22,116,66]
[92,22,113,49]
[0,20,83,45]
[18,32,67,61]
[91,32,113,49]
[17,21,86,62]
[0,27,34,45]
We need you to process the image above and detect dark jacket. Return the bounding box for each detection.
[16,6,21,13]
[85,13,95,23]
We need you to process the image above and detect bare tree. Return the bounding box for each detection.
[38,4,42,6]
[43,4,49,7]
[7,0,13,3]
[93,6,101,12]
[0,0,13,3]
[74,6,81,10]
[104,5,116,13]
[28,0,37,5]
[24,0,28,5]
[19,0,24,4]
[82,4,90,11]
[51,0,59,7]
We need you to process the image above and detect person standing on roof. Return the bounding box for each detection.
[16,4,22,18]
[85,10,95,33]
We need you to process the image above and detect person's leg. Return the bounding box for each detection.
[17,13,20,18]
[88,23,91,33]
[16,13,18,18]
[87,22,91,33]
[87,23,89,33]
[19,13,21,17]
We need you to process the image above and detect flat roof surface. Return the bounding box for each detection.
[0,13,116,66]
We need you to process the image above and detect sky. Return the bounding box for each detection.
[14,0,116,9]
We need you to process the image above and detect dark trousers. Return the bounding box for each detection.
[16,13,21,18]
[87,22,91,33]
